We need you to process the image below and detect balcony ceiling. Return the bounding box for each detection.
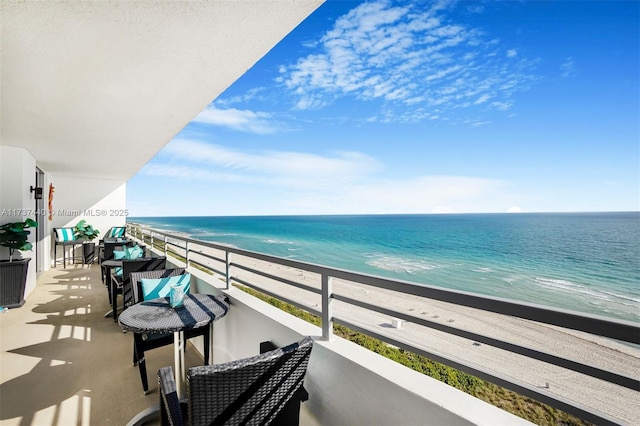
[0,0,323,180]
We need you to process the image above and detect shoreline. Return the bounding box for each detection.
[131,215,640,324]
[228,255,640,425]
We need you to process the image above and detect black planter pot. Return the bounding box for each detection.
[0,258,30,308]
[83,242,96,264]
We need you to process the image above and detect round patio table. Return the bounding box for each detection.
[119,293,230,397]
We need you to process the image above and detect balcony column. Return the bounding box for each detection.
[322,274,333,340]
[163,235,168,257]
[225,251,231,290]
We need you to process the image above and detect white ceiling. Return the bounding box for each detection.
[1,0,323,180]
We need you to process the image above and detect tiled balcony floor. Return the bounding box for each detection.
[0,264,203,425]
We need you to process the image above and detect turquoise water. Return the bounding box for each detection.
[129,213,640,322]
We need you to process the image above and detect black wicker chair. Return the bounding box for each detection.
[98,227,128,262]
[53,228,82,268]
[128,268,212,394]
[100,240,135,284]
[109,257,167,322]
[158,336,314,426]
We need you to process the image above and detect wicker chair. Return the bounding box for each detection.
[100,240,135,284]
[97,227,128,264]
[128,268,212,394]
[53,228,82,268]
[158,336,314,426]
[109,257,167,322]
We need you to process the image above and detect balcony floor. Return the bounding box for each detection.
[0,263,203,425]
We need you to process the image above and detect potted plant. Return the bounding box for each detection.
[0,218,38,308]
[74,220,100,264]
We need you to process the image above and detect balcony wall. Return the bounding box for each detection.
[1,146,39,296]
[181,261,532,426]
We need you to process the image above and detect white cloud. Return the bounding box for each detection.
[192,106,281,134]
[560,57,575,78]
[148,139,382,190]
[278,0,535,121]
[265,175,511,215]
[143,140,513,214]
[215,87,266,106]
[507,206,523,213]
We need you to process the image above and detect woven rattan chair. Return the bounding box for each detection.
[158,336,314,426]
[109,257,167,322]
[128,268,212,394]
[53,228,83,268]
[100,240,135,284]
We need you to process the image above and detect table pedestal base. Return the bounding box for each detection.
[174,330,186,398]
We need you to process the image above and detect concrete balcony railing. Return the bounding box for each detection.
[126,222,640,426]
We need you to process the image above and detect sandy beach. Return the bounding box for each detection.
[224,254,640,425]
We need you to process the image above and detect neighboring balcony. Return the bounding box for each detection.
[1,224,638,425]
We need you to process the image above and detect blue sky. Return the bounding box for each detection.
[127,0,639,217]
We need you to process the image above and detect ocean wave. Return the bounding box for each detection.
[599,290,640,303]
[473,267,492,273]
[262,239,298,245]
[366,254,439,274]
[163,230,191,237]
[502,274,526,284]
[534,277,639,303]
[195,231,238,237]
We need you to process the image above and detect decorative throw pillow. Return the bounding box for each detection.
[140,274,191,300]
[113,250,127,260]
[109,227,126,238]
[124,245,144,260]
[56,228,75,241]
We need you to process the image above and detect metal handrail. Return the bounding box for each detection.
[127,222,639,425]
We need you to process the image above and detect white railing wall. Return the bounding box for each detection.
[127,223,640,425]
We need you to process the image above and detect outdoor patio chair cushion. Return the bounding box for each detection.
[107,227,126,238]
[141,273,191,300]
[125,245,144,259]
[55,228,76,241]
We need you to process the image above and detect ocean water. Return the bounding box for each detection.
[129,213,640,322]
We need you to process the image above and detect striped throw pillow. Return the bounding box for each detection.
[55,228,75,241]
[108,227,125,238]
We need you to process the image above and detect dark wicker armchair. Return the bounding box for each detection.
[100,240,135,284]
[109,257,167,321]
[158,336,314,426]
[128,268,212,394]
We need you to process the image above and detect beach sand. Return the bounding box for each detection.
[223,254,640,425]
